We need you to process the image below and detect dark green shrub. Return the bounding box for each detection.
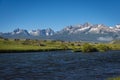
[96,44,110,52]
[38,43,46,46]
[60,44,68,50]
[81,43,97,53]
[70,43,75,46]
[22,41,30,45]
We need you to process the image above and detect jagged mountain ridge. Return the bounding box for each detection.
[53,23,120,42]
[0,28,55,39]
[29,28,54,36]
[0,23,120,42]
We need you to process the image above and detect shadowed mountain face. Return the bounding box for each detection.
[0,23,120,42]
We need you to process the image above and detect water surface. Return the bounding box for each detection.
[0,51,120,80]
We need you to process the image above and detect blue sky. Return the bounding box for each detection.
[0,0,120,32]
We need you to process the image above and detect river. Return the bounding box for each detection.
[0,50,120,80]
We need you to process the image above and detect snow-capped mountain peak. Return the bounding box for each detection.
[29,28,54,36]
[45,28,55,36]
[82,22,92,27]
[0,23,120,42]
[115,24,120,29]
[12,28,29,35]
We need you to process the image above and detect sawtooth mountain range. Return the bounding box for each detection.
[0,23,120,42]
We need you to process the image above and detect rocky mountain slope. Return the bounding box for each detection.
[0,23,120,42]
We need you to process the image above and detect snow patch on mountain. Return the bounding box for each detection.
[29,29,41,36]
[97,36,113,41]
[29,28,54,36]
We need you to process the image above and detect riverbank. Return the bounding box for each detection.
[0,39,120,53]
[0,49,67,53]
[0,39,71,53]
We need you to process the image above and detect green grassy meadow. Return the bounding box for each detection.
[0,39,72,52]
[0,38,120,53]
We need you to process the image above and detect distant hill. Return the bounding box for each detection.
[110,40,120,44]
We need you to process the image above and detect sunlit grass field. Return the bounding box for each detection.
[0,38,120,53]
[0,39,72,52]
